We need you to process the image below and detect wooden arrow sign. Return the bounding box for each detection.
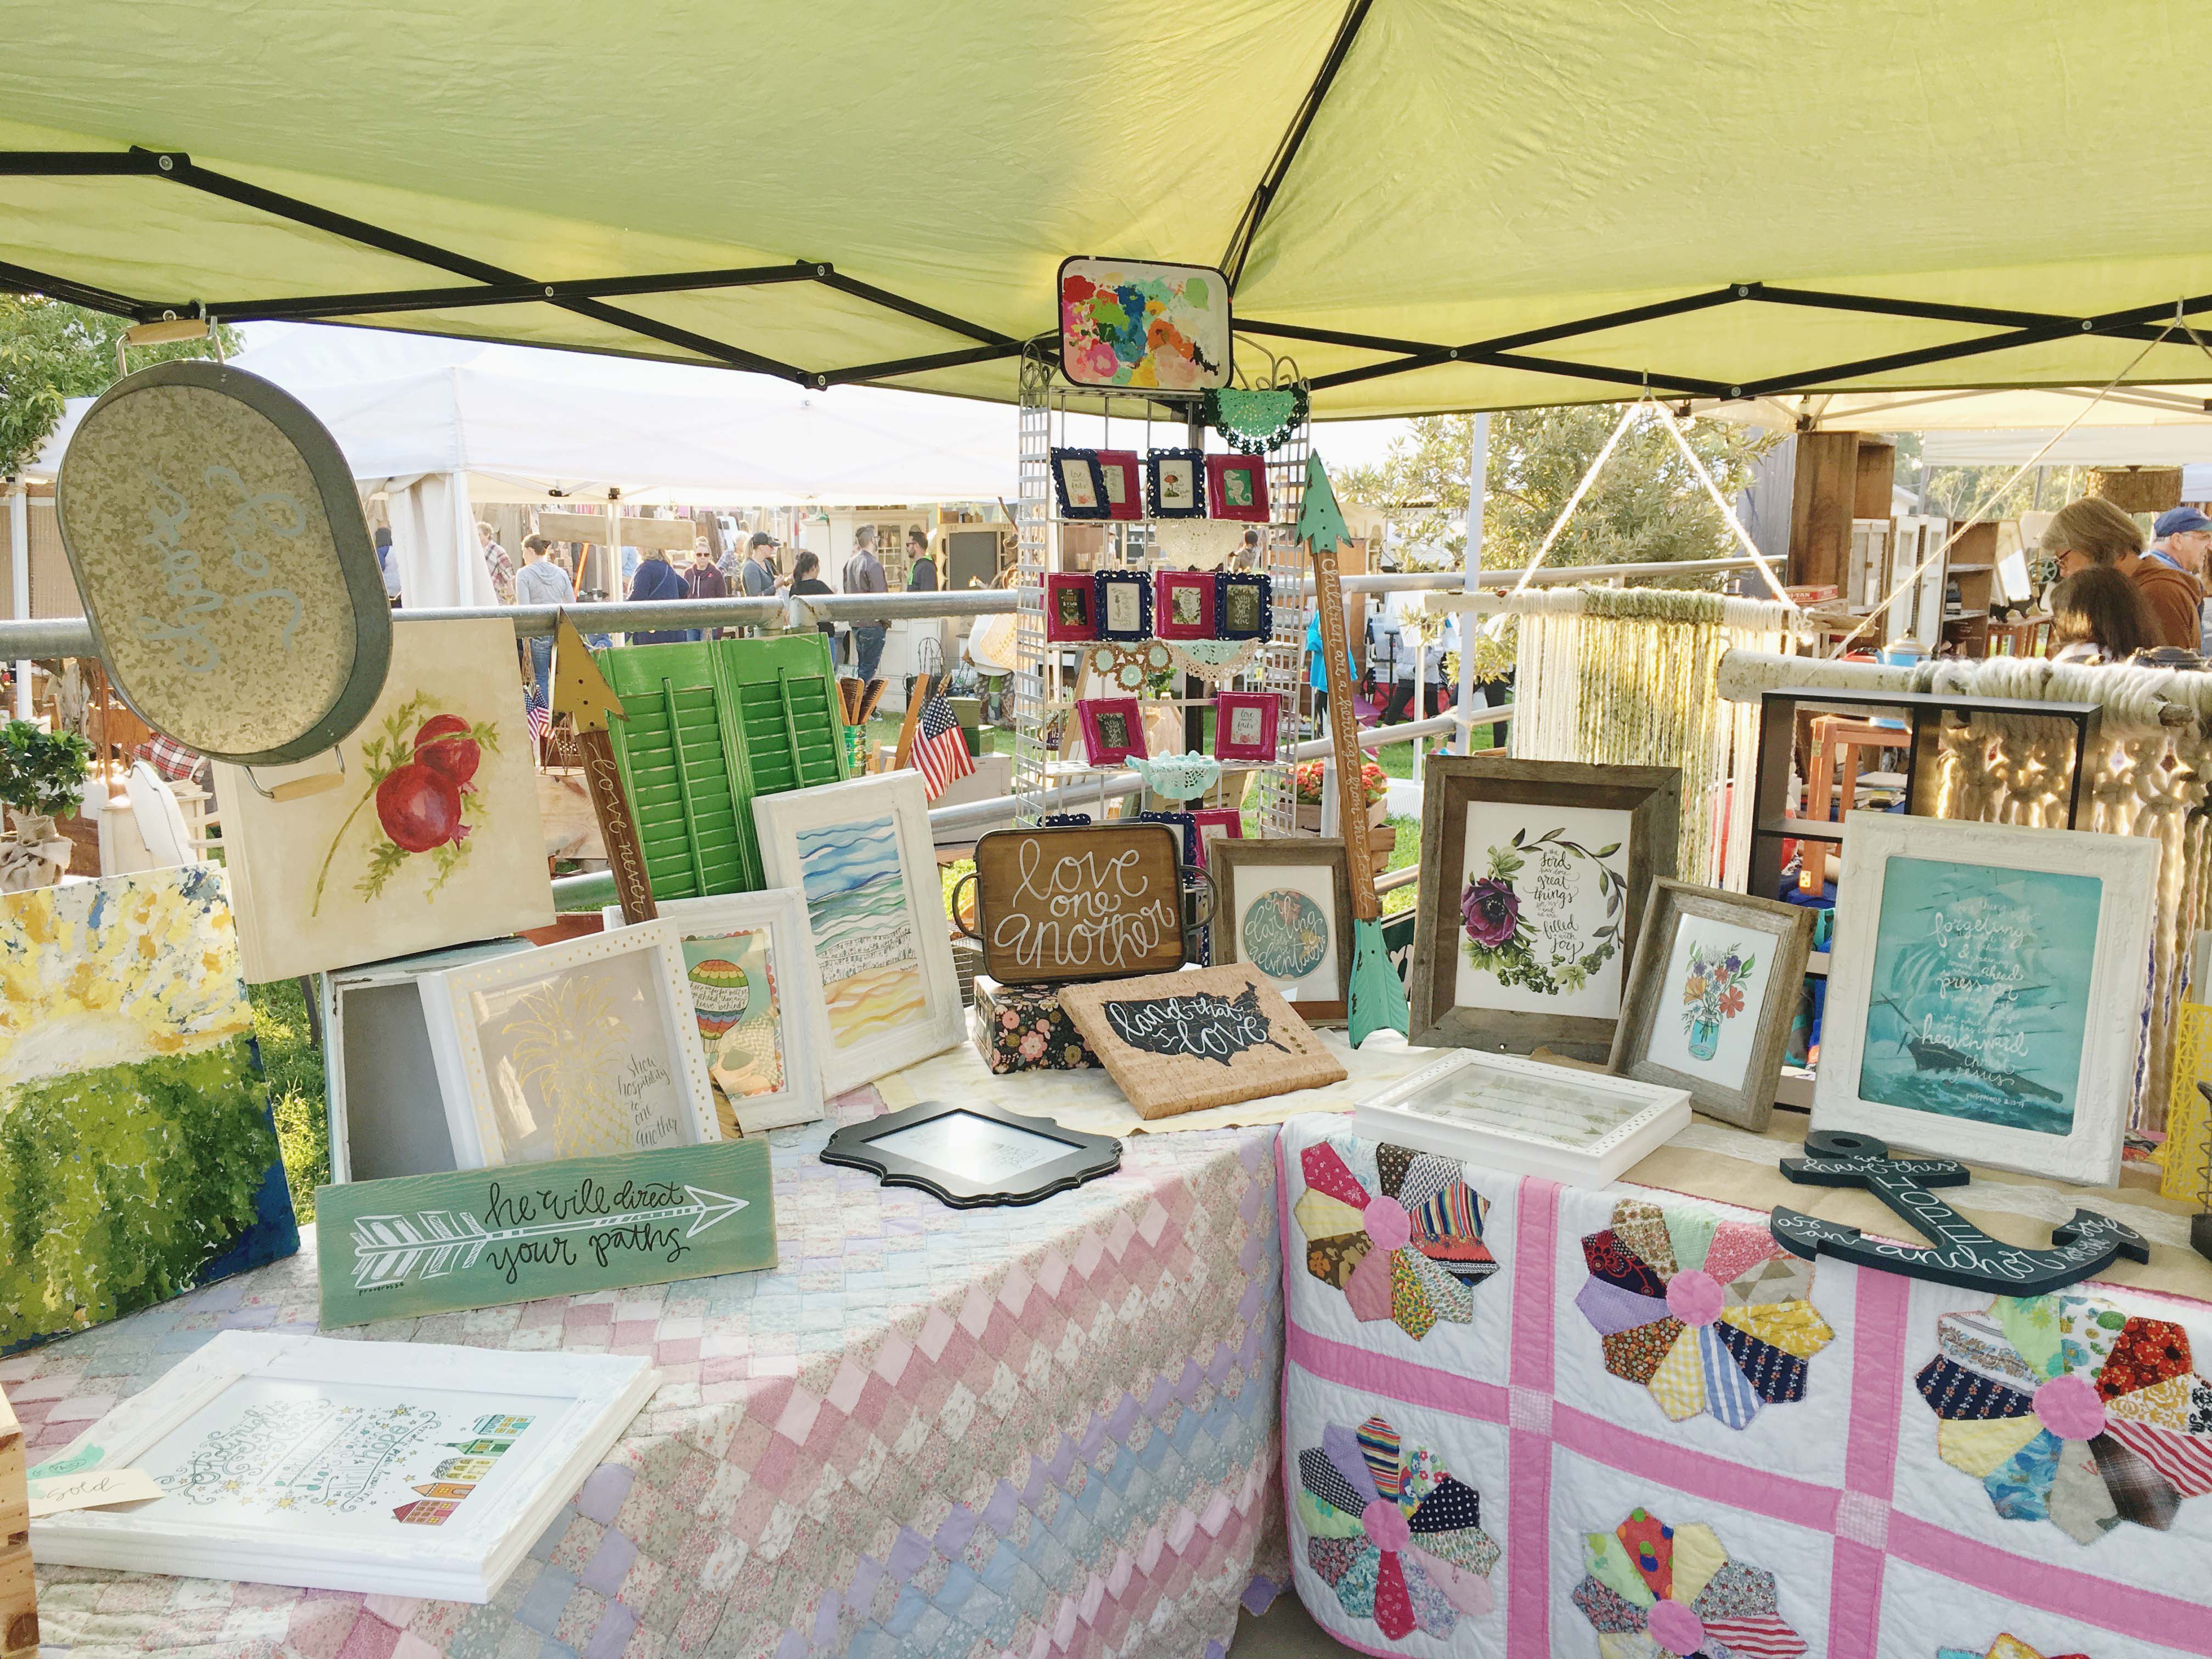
[549,616,656,924]
[1770,1128,2149,1296]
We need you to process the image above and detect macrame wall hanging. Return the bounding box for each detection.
[1494,586,1802,890]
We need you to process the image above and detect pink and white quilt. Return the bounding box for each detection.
[1276,1116,2212,1659]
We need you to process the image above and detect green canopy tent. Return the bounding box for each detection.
[5,0,2212,415]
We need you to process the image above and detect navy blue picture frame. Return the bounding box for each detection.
[1217,572,1272,640]
[1094,569,1154,640]
[1145,449,1207,518]
[1051,448,1113,520]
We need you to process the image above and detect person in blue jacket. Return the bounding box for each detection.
[625,547,692,644]
[1306,605,1355,732]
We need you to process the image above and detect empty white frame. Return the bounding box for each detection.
[754,771,966,1095]
[605,888,827,1135]
[417,922,719,1167]
[29,1331,656,1600]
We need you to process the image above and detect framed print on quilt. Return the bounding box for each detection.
[753,771,965,1096]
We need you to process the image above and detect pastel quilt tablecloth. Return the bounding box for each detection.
[1274,1114,2212,1659]
[8,1090,1287,1659]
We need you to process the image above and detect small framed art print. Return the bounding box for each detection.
[1607,878,1813,1131]
[1216,572,1271,640]
[416,923,721,1168]
[1189,806,1242,864]
[607,888,827,1136]
[1097,449,1143,521]
[1812,811,2158,1186]
[1094,568,1153,640]
[1077,697,1147,766]
[1209,838,1355,1024]
[1051,448,1111,520]
[1147,449,1206,518]
[1409,755,1681,1061]
[1212,691,1278,762]
[1045,572,1097,641]
[1155,569,1217,640]
[754,772,965,1094]
[1205,453,1269,522]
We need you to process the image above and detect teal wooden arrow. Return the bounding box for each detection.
[317,1139,775,1326]
[1294,452,1350,554]
[1770,1129,2148,1296]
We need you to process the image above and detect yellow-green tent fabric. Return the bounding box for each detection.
[6,0,2212,415]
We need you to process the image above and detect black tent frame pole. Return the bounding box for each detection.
[6,149,2212,399]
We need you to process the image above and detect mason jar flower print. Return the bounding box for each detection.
[1681,940,1757,1062]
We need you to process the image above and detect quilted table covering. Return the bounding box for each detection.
[1275,1115,2212,1659]
[8,1090,1288,1659]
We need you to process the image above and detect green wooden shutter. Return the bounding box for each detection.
[597,634,850,898]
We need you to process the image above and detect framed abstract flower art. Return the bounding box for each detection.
[1610,879,1814,1131]
[1057,257,1231,391]
[1409,755,1681,1060]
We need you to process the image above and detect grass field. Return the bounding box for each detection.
[249,978,328,1223]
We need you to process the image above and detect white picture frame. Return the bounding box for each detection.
[754,771,966,1095]
[1814,812,2159,1186]
[417,922,719,1168]
[604,888,827,1135]
[1352,1048,1690,1187]
[29,1331,656,1601]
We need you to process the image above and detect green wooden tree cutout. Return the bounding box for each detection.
[1295,452,1350,552]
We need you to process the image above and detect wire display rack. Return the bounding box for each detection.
[1010,342,1309,833]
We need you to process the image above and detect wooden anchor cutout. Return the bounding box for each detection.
[1770,1128,2149,1296]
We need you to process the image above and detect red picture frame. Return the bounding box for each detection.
[1045,572,1097,641]
[1212,691,1279,762]
[1205,454,1270,522]
[1154,569,1218,640]
[1098,449,1143,521]
[1077,697,1148,766]
[1189,806,1242,868]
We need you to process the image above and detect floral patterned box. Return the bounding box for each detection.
[972,975,1103,1074]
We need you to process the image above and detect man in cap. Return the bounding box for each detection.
[2145,506,2212,654]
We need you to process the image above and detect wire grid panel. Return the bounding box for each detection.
[1254,420,1311,837]
[1012,347,1054,825]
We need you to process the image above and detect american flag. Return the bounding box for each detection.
[526,686,551,742]
[912,684,975,800]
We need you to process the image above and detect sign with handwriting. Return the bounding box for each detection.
[55,362,391,764]
[967,824,1184,984]
[27,1466,162,1519]
[314,1140,775,1327]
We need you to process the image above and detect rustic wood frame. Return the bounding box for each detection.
[1608,878,1812,1131]
[1207,837,1356,1025]
[1409,756,1680,1060]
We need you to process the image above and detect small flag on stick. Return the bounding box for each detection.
[912,683,976,801]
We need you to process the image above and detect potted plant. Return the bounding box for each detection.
[0,719,91,883]
[1293,758,1390,832]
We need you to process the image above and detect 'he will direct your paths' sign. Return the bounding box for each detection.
[315,1139,775,1326]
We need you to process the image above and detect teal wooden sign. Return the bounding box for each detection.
[315,1139,776,1327]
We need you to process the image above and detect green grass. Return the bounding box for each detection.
[248,978,328,1224]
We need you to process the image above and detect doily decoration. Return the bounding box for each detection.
[1128,752,1222,800]
[1204,384,1310,454]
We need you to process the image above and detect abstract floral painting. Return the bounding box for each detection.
[1572,1506,1805,1657]
[1916,1291,2212,1544]
[797,815,926,1053]
[0,866,297,1352]
[1059,258,1230,391]
[1296,1138,1497,1341]
[1296,1414,1498,1640]
[1577,1198,1833,1428]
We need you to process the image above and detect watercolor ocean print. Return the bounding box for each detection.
[798,815,924,1051]
[0,865,297,1352]
[1858,856,2100,1136]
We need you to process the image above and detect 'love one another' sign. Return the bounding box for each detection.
[55,361,391,764]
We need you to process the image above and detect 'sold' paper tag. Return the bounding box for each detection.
[27,1465,162,1518]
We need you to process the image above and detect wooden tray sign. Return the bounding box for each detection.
[55,361,392,764]
[960,823,1184,984]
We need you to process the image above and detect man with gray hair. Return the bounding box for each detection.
[842,524,890,685]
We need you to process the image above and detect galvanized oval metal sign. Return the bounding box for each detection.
[55,360,392,764]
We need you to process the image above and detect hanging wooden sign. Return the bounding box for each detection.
[54,360,391,765]
[315,1139,775,1327]
[955,823,1185,984]
[535,511,697,551]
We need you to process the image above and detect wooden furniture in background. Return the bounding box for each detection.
[1787,432,1895,591]
[0,1385,35,1659]
[1798,715,1909,892]
[1988,615,2053,658]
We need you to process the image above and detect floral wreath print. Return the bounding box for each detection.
[1461,826,1623,996]
[1297,1138,1498,1341]
[1681,939,1758,1062]
[1916,1291,2212,1544]
[1297,1414,1498,1640]
[1573,1506,1806,1657]
[1577,1198,1835,1429]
